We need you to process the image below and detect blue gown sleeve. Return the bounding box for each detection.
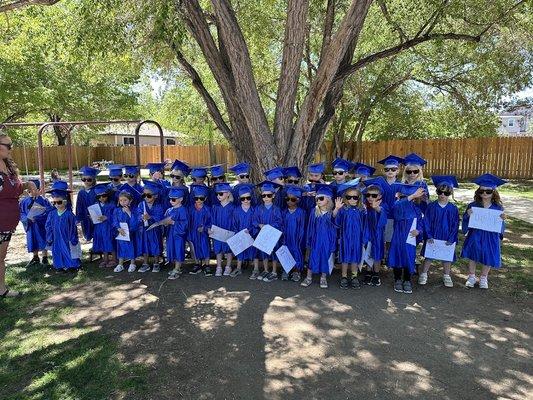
[424,204,434,240]
[45,212,53,245]
[75,191,86,223]
[251,207,261,236]
[112,209,120,230]
[461,203,472,235]
[448,205,459,243]
[272,207,283,231]
[170,208,188,236]
[19,198,30,228]
[69,212,79,245]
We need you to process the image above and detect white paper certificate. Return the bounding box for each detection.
[116,222,130,241]
[209,225,235,243]
[424,239,456,262]
[276,245,296,273]
[252,224,282,255]
[468,207,503,233]
[88,204,103,224]
[227,229,254,256]
[406,218,417,246]
[384,219,394,243]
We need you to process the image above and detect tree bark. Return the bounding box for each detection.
[48,114,66,145]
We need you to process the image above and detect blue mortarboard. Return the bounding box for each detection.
[377,155,404,167]
[431,175,459,189]
[210,164,225,177]
[191,167,208,179]
[257,180,282,193]
[108,165,124,177]
[94,183,113,196]
[229,162,250,175]
[362,176,388,193]
[315,183,335,198]
[49,189,69,199]
[308,163,325,174]
[264,167,284,181]
[472,173,506,189]
[286,186,305,198]
[118,184,142,198]
[331,158,351,172]
[353,162,376,177]
[161,180,172,188]
[145,162,166,175]
[214,182,232,192]
[142,180,163,195]
[80,166,99,177]
[170,159,191,176]
[46,180,70,193]
[283,166,302,178]
[124,165,140,175]
[237,183,255,197]
[392,182,423,196]
[191,184,209,197]
[168,187,187,199]
[29,179,40,190]
[403,153,427,167]
[337,178,361,196]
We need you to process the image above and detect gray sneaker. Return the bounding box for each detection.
[257,271,269,281]
[138,264,151,273]
[394,280,403,293]
[152,263,161,273]
[249,269,261,280]
[281,271,289,281]
[403,281,413,294]
[263,272,278,283]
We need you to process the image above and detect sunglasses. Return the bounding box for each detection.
[169,198,181,202]
[212,176,225,181]
[436,190,452,196]
[192,177,205,182]
[285,197,298,202]
[81,177,93,182]
[52,200,65,205]
[240,196,252,202]
[345,195,359,200]
[0,142,13,150]
[142,193,154,199]
[96,194,108,199]
[478,189,494,195]
[170,174,183,179]
[194,196,206,201]
[261,193,273,199]
[109,177,121,181]
[238,174,249,179]
[364,193,380,199]
[216,192,226,197]
[124,174,137,179]
[332,171,345,176]
[384,167,398,172]
[406,170,419,175]
[286,179,299,184]
[316,196,326,202]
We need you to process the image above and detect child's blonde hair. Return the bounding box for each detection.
[343,188,364,210]
[402,164,424,182]
[315,196,334,216]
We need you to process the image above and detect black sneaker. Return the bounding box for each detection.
[350,276,361,289]
[362,271,372,285]
[41,256,49,266]
[340,277,350,289]
[370,274,381,286]
[204,266,214,277]
[189,264,203,274]
[26,256,40,268]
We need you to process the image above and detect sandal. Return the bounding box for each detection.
[0,288,21,298]
[168,271,180,280]
[300,276,313,287]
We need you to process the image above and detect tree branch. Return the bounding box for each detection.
[0,0,59,13]
[376,0,407,42]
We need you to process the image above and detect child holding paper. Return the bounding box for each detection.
[166,187,189,280]
[121,165,143,210]
[387,183,425,294]
[250,181,283,282]
[419,175,460,287]
[231,184,256,277]
[208,182,235,277]
[112,190,139,273]
[19,179,53,267]
[461,174,506,290]
[75,166,99,241]
[377,155,404,248]
[92,183,117,268]
[188,184,212,275]
[281,186,307,282]
[301,184,337,289]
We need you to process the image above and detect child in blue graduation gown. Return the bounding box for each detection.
[45,189,80,271]
[250,181,283,282]
[19,179,53,266]
[169,159,191,207]
[387,183,425,294]
[112,190,139,273]
[329,158,351,188]
[231,184,256,277]
[263,167,286,210]
[301,163,326,217]
[377,155,404,245]
[136,180,165,273]
[353,162,376,184]
[333,180,367,290]
[166,187,189,279]
[208,182,235,277]
[230,162,258,206]
[105,165,124,205]
[91,183,117,268]
[75,166,99,241]
[281,166,302,212]
[121,165,143,210]
[302,184,337,289]
[419,175,460,288]
[281,186,307,282]
[146,162,169,206]
[208,164,226,206]
[362,177,389,287]
[189,168,209,205]
[461,174,507,290]
[188,185,212,275]
[402,153,429,214]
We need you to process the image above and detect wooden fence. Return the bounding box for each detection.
[11,136,533,179]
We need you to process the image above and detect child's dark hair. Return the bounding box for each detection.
[365,184,382,195]
[436,183,456,202]
[118,191,133,201]
[474,188,503,207]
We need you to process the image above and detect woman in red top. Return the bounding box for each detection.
[0,132,37,298]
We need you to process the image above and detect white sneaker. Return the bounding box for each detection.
[223,266,232,276]
[465,275,477,288]
[138,264,151,273]
[152,263,160,273]
[215,266,223,277]
[418,272,428,285]
[113,264,124,273]
[479,276,489,289]
[127,263,136,273]
[443,274,453,287]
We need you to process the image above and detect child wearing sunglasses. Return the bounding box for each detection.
[170,159,191,207]
[208,182,235,277]
[208,165,226,206]
[231,184,257,277]
[263,167,286,210]
[106,165,124,205]
[76,166,99,241]
[165,187,189,280]
[230,162,257,206]
[136,181,165,273]
[281,186,307,282]
[250,181,283,282]
[45,188,80,271]
[461,174,507,290]
[329,158,351,188]
[188,185,212,275]
[419,176,460,287]
[377,155,404,246]
[333,180,367,289]
[402,153,429,214]
[112,190,139,273]
[189,168,209,205]
[302,184,337,289]
[92,183,117,268]
[120,165,143,210]
[301,163,326,217]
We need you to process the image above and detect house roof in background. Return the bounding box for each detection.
[99,124,187,140]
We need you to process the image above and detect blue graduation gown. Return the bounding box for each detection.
[301,183,317,217]
[209,186,220,207]
[366,204,388,261]
[232,183,258,206]
[421,201,459,261]
[107,183,122,205]
[307,210,337,274]
[75,187,97,241]
[120,182,143,210]
[282,207,307,270]
[382,179,399,218]
[252,204,283,260]
[165,206,189,263]
[92,202,116,253]
[136,201,164,257]
[188,204,212,260]
[273,186,287,210]
[404,180,429,214]
[461,202,505,268]
[20,196,53,252]
[112,207,139,260]
[335,206,367,264]
[387,198,424,273]
[232,205,256,261]
[45,209,80,269]
[211,202,235,254]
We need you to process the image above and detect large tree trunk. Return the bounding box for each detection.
[49,114,66,146]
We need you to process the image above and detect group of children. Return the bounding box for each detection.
[20,153,506,292]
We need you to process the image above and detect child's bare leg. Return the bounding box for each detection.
[253,258,259,272]
[481,265,490,277]
[468,260,477,276]
[216,253,223,269]
[341,262,348,278]
[443,261,451,275]
[225,253,233,268]
[422,258,431,274]
[350,263,358,277]
[143,254,149,265]
[272,260,278,274]
[174,261,182,272]
[373,260,381,274]
[262,258,269,273]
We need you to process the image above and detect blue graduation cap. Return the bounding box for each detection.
[214,182,232,192]
[283,166,302,178]
[377,155,404,167]
[94,183,112,196]
[431,175,459,188]
[170,159,191,176]
[392,182,424,196]
[142,180,163,195]
[123,165,140,175]
[237,183,255,197]
[46,180,71,193]
[118,183,142,198]
[308,163,325,174]
[145,162,166,175]
[362,176,388,193]
[286,186,305,198]
[80,166,99,177]
[331,158,351,172]
[191,167,208,179]
[29,179,41,190]
[210,164,225,177]
[108,165,124,177]
[403,153,427,167]
[229,162,250,175]
[472,173,506,189]
[257,180,282,193]
[315,183,335,198]
[48,189,70,199]
[337,178,361,196]
[191,184,209,197]
[168,187,187,199]
[353,162,376,177]
[264,167,284,181]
